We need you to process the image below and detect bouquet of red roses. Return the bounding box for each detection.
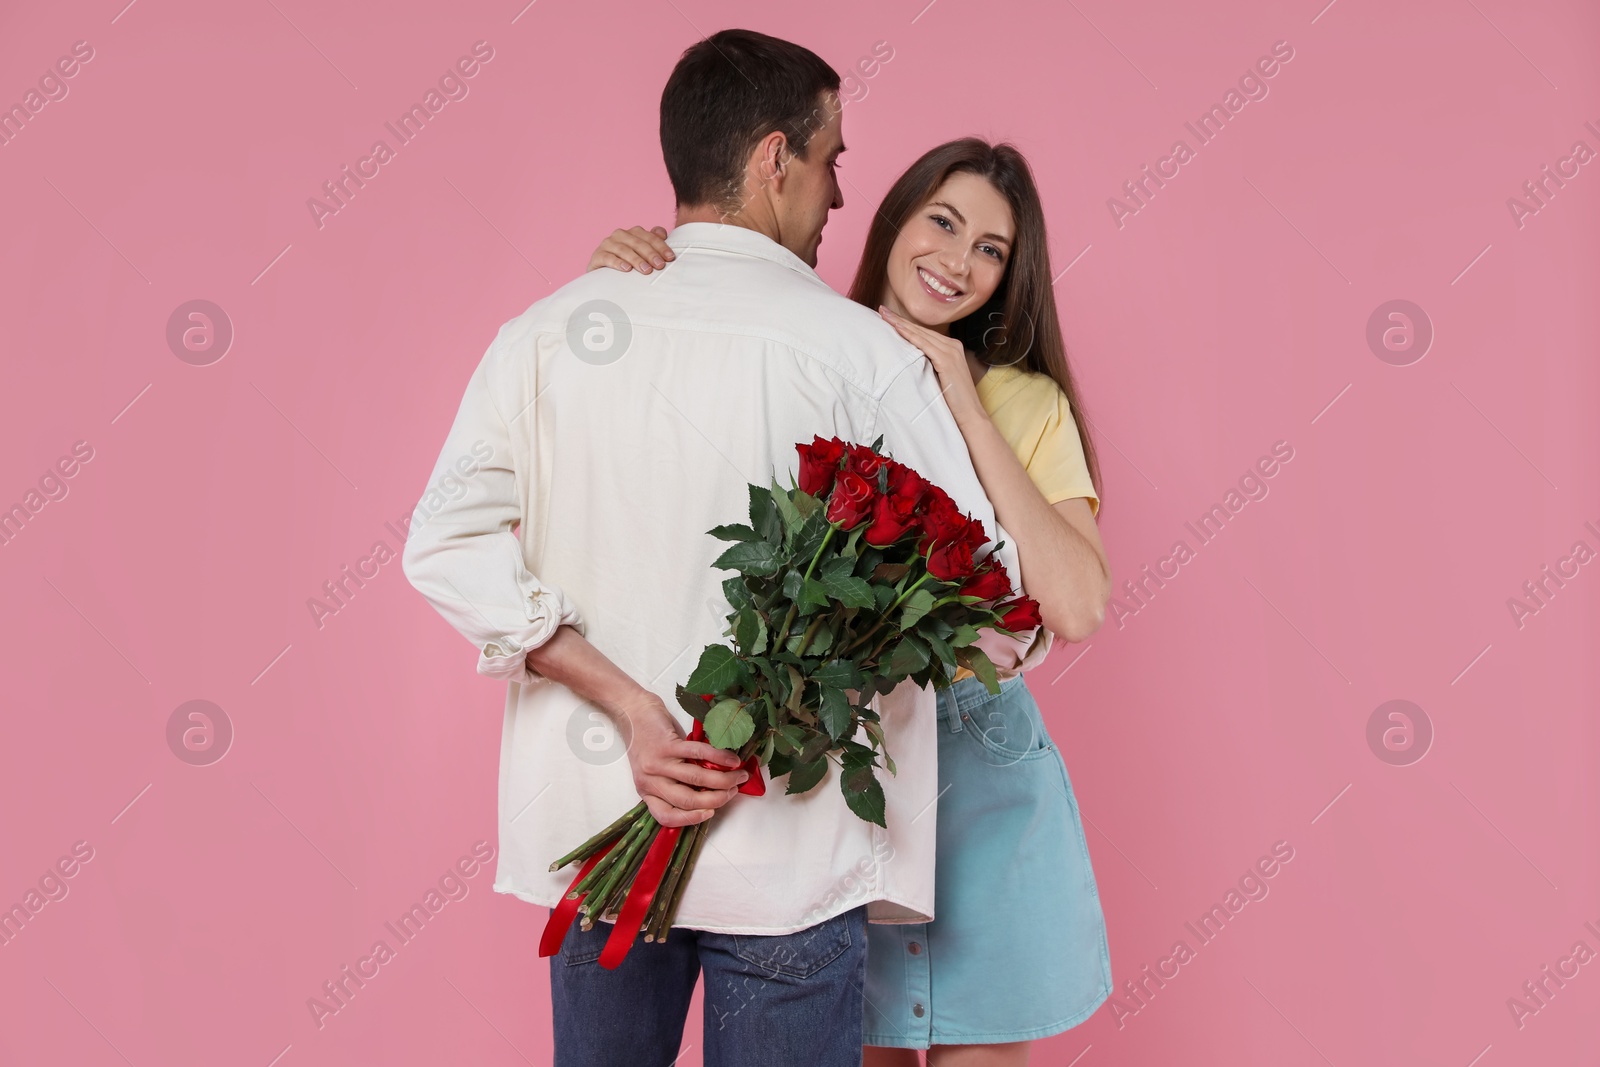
[539,436,1041,968]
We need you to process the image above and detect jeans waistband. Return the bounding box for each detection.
[938,672,1026,727]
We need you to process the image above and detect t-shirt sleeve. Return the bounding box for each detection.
[1022,383,1099,516]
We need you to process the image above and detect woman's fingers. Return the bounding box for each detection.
[613,226,673,271]
[625,225,674,266]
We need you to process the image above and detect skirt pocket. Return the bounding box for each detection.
[955,678,1056,765]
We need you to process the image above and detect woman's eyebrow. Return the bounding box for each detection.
[928,200,1011,245]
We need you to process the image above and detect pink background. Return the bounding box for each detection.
[2,0,1596,1064]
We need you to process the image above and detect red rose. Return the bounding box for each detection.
[961,560,1012,601]
[920,491,964,542]
[826,470,877,529]
[847,444,888,482]
[997,596,1043,631]
[926,538,977,582]
[864,491,919,547]
[885,461,927,506]
[797,436,847,497]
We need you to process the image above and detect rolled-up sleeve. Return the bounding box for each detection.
[401,329,582,685]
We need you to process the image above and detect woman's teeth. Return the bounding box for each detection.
[918,267,960,298]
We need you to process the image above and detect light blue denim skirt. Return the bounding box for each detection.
[863,674,1112,1048]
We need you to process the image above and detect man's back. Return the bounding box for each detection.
[404,222,1018,932]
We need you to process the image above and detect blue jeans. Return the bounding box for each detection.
[550,905,868,1067]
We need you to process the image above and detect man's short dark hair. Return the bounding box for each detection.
[660,29,841,210]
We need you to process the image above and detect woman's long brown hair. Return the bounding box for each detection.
[847,138,1102,510]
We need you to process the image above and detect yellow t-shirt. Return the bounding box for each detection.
[952,362,1098,681]
[974,363,1099,516]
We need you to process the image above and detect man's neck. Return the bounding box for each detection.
[675,203,781,246]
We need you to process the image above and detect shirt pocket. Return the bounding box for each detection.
[731,913,854,979]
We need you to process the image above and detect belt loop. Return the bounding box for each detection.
[942,686,963,732]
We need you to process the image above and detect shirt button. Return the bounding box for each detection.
[912,1003,925,1018]
[908,941,922,955]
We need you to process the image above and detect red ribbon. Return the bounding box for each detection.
[598,824,682,969]
[538,841,614,958]
[538,720,763,966]
[688,720,765,796]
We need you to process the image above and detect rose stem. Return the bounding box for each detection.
[582,816,656,920]
[570,812,648,899]
[842,570,934,657]
[645,822,702,941]
[775,524,838,646]
[550,800,648,872]
[657,817,712,937]
[594,821,656,921]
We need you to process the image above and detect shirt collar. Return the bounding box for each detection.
[666,222,823,282]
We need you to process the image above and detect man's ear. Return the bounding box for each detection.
[753,130,791,188]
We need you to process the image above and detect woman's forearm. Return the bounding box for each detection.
[951,405,1110,640]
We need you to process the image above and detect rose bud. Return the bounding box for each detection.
[865,492,918,547]
[926,537,977,582]
[848,443,888,478]
[997,595,1043,631]
[961,561,1012,601]
[797,436,847,496]
[826,469,877,529]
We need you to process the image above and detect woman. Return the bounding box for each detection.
[587,139,1113,1067]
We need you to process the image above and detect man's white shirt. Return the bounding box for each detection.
[403,223,1026,934]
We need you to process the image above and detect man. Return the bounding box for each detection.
[402,28,1018,1067]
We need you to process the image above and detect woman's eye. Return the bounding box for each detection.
[930,214,953,231]
[981,244,1003,260]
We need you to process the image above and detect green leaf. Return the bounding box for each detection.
[840,767,887,827]
[713,540,783,577]
[684,645,742,695]
[785,756,828,794]
[792,489,823,519]
[872,562,910,583]
[819,686,854,740]
[819,572,875,609]
[722,576,755,612]
[774,724,807,754]
[958,645,1000,695]
[811,659,862,690]
[750,484,783,544]
[675,686,712,719]
[734,609,768,657]
[950,623,981,647]
[771,479,806,535]
[922,630,955,669]
[799,578,832,613]
[767,750,793,778]
[899,588,937,628]
[862,719,895,777]
[887,634,930,677]
[705,699,755,750]
[708,523,759,542]
[798,730,834,764]
[873,583,897,611]
[784,665,806,713]
[790,511,830,563]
